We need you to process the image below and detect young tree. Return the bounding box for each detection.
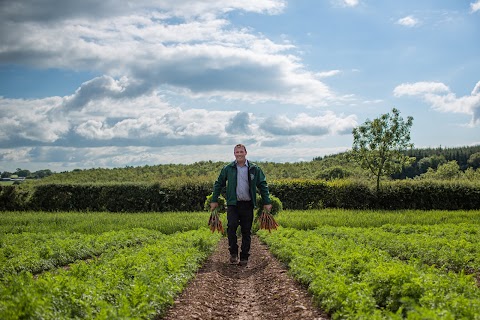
[351,108,415,192]
[419,160,461,180]
[468,152,480,169]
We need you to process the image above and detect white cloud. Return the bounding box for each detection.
[339,0,359,8]
[0,1,286,22]
[315,70,341,79]
[0,0,361,171]
[0,97,69,144]
[472,81,480,96]
[261,112,357,136]
[471,1,480,13]
[397,15,419,27]
[0,1,341,108]
[0,148,33,162]
[394,81,480,125]
[0,71,355,150]
[393,82,450,96]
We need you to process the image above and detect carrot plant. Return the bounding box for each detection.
[0,229,221,319]
[0,211,210,235]
[0,228,165,278]
[258,209,480,319]
[274,208,480,229]
[258,226,480,319]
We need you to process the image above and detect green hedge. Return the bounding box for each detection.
[269,179,480,210]
[268,179,330,210]
[1,183,212,212]
[1,180,480,212]
[376,180,480,210]
[0,185,30,210]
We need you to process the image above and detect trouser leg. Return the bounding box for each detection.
[238,202,254,261]
[227,205,240,256]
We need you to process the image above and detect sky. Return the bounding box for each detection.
[1,0,480,173]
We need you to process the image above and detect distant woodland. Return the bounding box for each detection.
[2,144,478,186]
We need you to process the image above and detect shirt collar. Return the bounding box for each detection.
[235,159,248,167]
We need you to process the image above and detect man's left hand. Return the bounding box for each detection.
[263,204,273,212]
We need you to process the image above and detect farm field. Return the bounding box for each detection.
[1,209,480,319]
[0,211,221,319]
[260,209,480,319]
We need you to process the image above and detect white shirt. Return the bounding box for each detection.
[236,160,251,201]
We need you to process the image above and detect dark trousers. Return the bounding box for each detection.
[227,201,254,260]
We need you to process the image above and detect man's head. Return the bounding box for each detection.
[234,144,247,165]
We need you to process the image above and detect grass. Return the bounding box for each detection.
[0,211,211,235]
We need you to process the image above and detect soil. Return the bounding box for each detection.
[161,235,329,320]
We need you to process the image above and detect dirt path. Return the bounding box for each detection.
[161,235,329,320]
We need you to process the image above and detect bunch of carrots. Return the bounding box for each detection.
[208,208,224,233]
[258,209,278,232]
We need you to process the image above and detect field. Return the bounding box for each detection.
[1,209,480,319]
[0,212,221,319]
[260,209,480,319]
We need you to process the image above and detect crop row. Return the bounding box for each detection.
[0,211,213,278]
[258,227,480,319]
[0,229,221,319]
[275,208,480,229]
[310,223,480,273]
[0,211,210,235]
[1,228,165,278]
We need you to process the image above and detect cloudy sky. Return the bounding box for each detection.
[1,0,480,172]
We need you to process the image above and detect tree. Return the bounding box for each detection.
[435,160,461,180]
[418,160,466,181]
[15,168,31,178]
[1,171,12,178]
[468,152,480,169]
[351,108,414,192]
[32,169,53,179]
[417,155,446,173]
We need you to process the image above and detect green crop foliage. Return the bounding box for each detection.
[258,209,480,319]
[0,229,221,319]
[3,209,480,318]
[0,211,222,319]
[0,211,210,235]
[274,208,480,229]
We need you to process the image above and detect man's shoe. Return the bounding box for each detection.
[230,254,239,264]
[238,259,248,266]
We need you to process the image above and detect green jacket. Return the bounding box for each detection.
[212,161,271,207]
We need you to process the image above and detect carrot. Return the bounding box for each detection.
[208,208,224,233]
[258,209,278,232]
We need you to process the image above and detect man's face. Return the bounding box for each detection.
[234,146,247,163]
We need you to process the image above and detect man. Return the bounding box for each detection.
[210,144,273,266]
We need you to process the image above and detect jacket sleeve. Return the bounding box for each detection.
[212,166,227,202]
[256,167,272,204]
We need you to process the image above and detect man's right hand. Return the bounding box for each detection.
[210,202,219,211]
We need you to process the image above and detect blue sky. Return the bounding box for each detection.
[1,0,479,172]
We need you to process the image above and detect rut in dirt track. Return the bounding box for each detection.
[161,235,329,320]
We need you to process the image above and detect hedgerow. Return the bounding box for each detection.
[1,179,480,212]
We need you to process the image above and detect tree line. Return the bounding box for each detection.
[394,145,480,179]
[3,145,479,186]
[1,168,54,180]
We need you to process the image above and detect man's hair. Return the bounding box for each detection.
[234,144,247,152]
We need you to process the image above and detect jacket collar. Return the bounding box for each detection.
[229,160,255,168]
